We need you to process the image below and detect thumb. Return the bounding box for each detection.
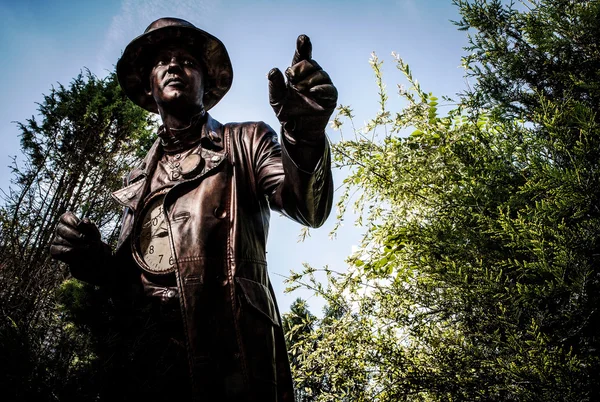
[268,68,286,106]
[77,218,101,241]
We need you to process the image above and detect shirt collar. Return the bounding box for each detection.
[158,111,223,153]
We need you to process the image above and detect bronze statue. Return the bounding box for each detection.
[49,17,336,402]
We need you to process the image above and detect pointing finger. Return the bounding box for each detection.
[268,68,287,106]
[292,34,312,66]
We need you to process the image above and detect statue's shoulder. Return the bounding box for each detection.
[224,120,277,139]
[123,137,162,186]
[209,114,272,140]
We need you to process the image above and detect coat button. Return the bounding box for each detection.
[214,206,227,219]
[166,289,176,299]
[215,275,228,286]
[209,131,221,142]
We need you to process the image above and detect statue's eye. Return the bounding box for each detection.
[183,59,194,67]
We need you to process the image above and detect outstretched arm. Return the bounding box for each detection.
[256,35,337,227]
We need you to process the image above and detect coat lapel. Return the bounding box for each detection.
[111,114,225,254]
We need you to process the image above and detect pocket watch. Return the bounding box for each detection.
[132,192,176,274]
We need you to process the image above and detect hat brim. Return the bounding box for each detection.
[116,25,233,114]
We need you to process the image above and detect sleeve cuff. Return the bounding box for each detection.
[281,127,329,174]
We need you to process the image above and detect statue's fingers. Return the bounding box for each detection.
[285,60,321,84]
[51,234,74,247]
[309,84,338,103]
[294,70,332,92]
[59,211,81,229]
[268,68,287,106]
[49,243,76,260]
[291,34,312,66]
[77,218,100,239]
[56,223,85,244]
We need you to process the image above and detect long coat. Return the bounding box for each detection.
[108,114,333,401]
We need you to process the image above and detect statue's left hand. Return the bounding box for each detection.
[268,35,338,140]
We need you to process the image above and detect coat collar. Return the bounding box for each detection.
[111,113,224,209]
[158,112,226,153]
[145,113,224,175]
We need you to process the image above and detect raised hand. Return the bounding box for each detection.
[268,35,338,139]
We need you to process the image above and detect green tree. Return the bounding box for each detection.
[283,297,320,401]
[0,70,154,401]
[286,0,600,400]
[456,0,600,120]
[283,293,370,401]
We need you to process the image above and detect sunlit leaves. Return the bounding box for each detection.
[285,1,600,399]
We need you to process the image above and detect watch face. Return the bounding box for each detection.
[137,196,176,274]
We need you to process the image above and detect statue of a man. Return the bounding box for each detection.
[49,17,335,402]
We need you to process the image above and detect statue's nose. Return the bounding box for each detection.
[167,57,183,72]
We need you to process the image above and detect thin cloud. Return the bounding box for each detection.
[397,0,419,17]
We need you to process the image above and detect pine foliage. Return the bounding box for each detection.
[0,70,154,401]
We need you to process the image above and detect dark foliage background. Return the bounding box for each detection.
[2,1,600,401]
[0,70,154,401]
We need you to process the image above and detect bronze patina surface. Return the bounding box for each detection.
[50,17,337,402]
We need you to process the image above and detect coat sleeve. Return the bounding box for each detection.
[251,121,334,228]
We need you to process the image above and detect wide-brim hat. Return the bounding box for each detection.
[116,17,233,114]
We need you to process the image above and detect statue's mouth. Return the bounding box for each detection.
[165,77,185,87]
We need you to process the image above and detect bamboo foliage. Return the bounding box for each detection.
[285,1,600,400]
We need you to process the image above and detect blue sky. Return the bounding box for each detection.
[0,0,469,315]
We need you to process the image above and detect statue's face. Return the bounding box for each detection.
[147,44,205,111]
